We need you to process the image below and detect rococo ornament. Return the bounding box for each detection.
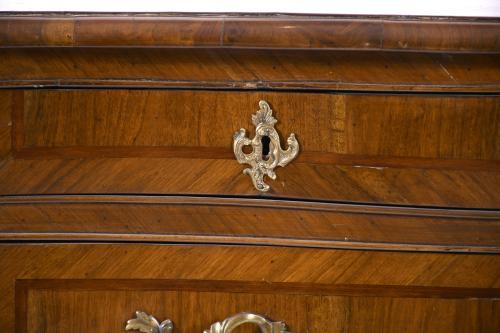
[233,100,299,192]
[126,311,290,333]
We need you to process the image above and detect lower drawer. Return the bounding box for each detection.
[3,244,499,333]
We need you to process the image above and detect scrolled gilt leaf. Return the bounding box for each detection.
[203,312,290,333]
[252,100,277,127]
[159,319,174,333]
[126,311,161,333]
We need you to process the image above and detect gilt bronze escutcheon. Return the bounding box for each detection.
[233,100,299,192]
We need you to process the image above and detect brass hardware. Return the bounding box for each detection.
[126,311,290,333]
[126,311,173,333]
[204,312,289,333]
[233,100,299,192]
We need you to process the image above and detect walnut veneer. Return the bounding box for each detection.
[0,13,499,333]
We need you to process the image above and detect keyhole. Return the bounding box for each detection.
[261,136,271,160]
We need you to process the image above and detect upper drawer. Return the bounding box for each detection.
[1,89,499,208]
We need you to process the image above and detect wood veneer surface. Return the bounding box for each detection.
[0,157,498,208]
[0,90,10,159]
[0,13,499,333]
[1,88,498,207]
[0,195,498,252]
[18,90,500,161]
[23,288,500,333]
[0,15,499,52]
[1,244,498,332]
[1,49,499,92]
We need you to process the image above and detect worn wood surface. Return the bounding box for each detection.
[0,244,498,332]
[0,15,499,52]
[1,195,498,252]
[1,49,500,92]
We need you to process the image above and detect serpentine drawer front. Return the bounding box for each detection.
[0,13,499,333]
[6,244,500,333]
[2,89,499,208]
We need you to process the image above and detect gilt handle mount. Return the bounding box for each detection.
[126,311,290,333]
[233,100,299,192]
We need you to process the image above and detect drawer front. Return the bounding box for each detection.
[3,244,500,333]
[1,89,499,208]
[17,90,500,161]
[1,196,499,252]
[22,284,499,333]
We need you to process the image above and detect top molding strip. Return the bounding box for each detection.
[0,14,499,52]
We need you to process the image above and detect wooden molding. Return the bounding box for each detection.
[2,194,498,219]
[1,48,499,92]
[1,195,499,253]
[17,278,500,299]
[0,14,499,52]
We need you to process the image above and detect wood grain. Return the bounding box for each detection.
[344,94,500,160]
[18,278,500,298]
[22,286,500,333]
[0,90,12,159]
[1,15,499,52]
[222,18,382,49]
[0,157,498,208]
[382,20,500,52]
[1,49,500,92]
[75,17,222,46]
[0,195,498,252]
[1,13,499,333]
[0,17,74,46]
[18,90,500,161]
[0,244,499,332]
[11,147,500,172]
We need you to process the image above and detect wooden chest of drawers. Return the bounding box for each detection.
[0,14,499,333]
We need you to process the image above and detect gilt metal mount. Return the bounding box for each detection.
[126,311,173,333]
[233,101,299,192]
[126,311,290,333]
